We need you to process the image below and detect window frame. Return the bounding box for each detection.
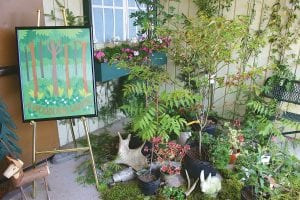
[83,0,145,44]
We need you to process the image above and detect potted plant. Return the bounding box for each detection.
[94,43,131,82]
[129,0,178,67]
[224,120,244,164]
[116,36,170,67]
[146,136,190,187]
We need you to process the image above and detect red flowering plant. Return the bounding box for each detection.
[144,136,190,175]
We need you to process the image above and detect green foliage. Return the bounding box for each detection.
[201,133,231,169]
[122,85,200,141]
[267,0,300,64]
[97,77,127,125]
[0,99,21,159]
[187,191,215,200]
[264,64,296,94]
[94,43,133,63]
[167,14,248,76]
[101,181,145,200]
[44,0,84,26]
[76,133,119,185]
[246,99,277,117]
[234,139,300,199]
[193,0,234,17]
[162,186,186,200]
[218,169,244,200]
[130,0,180,39]
[161,13,250,114]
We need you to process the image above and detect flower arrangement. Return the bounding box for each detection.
[94,36,171,65]
[145,136,190,175]
[94,43,131,63]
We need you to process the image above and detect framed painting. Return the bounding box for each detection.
[16,26,97,122]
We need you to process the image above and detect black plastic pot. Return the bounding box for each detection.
[203,124,217,135]
[183,148,217,179]
[137,169,161,196]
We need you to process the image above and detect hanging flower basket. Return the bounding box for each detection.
[94,61,130,83]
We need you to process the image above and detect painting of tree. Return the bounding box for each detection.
[16,26,97,121]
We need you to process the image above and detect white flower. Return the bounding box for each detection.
[131,37,138,43]
[133,51,139,56]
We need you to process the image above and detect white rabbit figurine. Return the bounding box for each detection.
[200,170,222,197]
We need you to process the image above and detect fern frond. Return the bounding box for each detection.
[281,118,300,130]
[247,100,276,117]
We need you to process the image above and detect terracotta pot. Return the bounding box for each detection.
[229,149,240,164]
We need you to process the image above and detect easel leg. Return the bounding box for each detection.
[69,119,77,148]
[20,187,28,200]
[30,120,37,198]
[81,117,99,189]
[44,177,50,200]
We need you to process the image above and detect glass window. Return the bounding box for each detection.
[104,8,114,42]
[91,0,144,44]
[115,9,124,40]
[92,0,101,5]
[103,0,113,6]
[128,0,136,7]
[114,0,123,7]
[93,7,104,43]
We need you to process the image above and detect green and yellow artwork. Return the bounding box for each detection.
[16,26,97,121]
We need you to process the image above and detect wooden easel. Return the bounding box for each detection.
[31,10,99,199]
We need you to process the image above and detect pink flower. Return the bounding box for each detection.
[143,146,149,152]
[237,135,244,143]
[161,165,168,173]
[152,136,162,144]
[140,47,149,53]
[233,119,241,127]
[95,51,105,60]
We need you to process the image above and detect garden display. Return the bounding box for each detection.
[76,0,300,199]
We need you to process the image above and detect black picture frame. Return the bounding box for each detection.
[16,26,97,122]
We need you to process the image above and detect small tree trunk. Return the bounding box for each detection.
[64,44,70,91]
[81,42,88,93]
[28,42,38,98]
